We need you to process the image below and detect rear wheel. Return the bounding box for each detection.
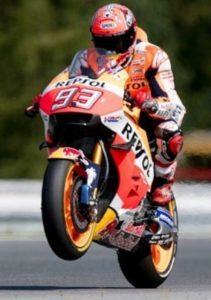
[118,198,178,288]
[42,160,96,260]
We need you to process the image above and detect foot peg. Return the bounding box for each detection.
[134,205,177,245]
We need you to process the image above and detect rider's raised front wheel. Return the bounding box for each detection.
[42,160,96,260]
[117,199,178,288]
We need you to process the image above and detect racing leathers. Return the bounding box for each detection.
[125,27,186,204]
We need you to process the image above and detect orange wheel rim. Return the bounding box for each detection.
[151,200,177,273]
[151,243,174,273]
[63,164,95,252]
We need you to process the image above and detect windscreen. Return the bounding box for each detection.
[68,48,119,79]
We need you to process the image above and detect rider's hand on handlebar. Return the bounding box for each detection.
[124,88,158,113]
[134,87,152,106]
[134,88,158,114]
[24,94,42,118]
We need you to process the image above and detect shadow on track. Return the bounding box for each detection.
[0,286,133,290]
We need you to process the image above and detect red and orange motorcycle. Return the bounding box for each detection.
[29,48,178,288]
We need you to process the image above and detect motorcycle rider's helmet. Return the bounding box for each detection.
[90,3,137,53]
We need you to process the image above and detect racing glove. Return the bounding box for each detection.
[134,89,176,120]
[142,97,177,120]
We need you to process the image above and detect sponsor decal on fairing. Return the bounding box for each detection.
[103,115,122,123]
[63,147,81,159]
[98,218,142,251]
[121,222,145,237]
[101,112,154,185]
[42,76,124,99]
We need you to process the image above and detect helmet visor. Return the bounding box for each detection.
[92,27,136,53]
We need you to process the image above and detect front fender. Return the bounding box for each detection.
[49,146,101,207]
[48,147,82,161]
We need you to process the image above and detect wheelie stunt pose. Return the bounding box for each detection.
[27,3,185,205]
[25,3,186,288]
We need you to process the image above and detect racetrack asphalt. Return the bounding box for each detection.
[0,239,210,299]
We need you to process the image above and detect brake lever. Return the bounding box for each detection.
[24,105,39,118]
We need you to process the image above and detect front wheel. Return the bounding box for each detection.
[117,198,178,288]
[42,160,96,260]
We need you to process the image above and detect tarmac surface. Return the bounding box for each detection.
[0,180,211,299]
[0,239,210,299]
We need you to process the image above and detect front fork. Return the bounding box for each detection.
[79,142,103,221]
[91,142,103,200]
[48,143,103,221]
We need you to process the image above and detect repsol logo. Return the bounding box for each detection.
[126,82,146,90]
[55,77,106,89]
[121,123,152,178]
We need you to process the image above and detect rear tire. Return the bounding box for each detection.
[42,160,95,260]
[118,198,178,288]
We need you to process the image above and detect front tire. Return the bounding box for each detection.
[42,160,96,260]
[118,198,178,288]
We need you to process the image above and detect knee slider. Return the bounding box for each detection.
[155,120,180,141]
[155,121,183,160]
[167,131,183,158]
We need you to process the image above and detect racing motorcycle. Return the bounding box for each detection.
[28,48,178,288]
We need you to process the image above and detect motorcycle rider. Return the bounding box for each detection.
[26,3,186,206]
[89,3,185,205]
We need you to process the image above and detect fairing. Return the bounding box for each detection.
[39,48,154,231]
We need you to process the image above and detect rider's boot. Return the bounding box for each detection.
[150,159,177,206]
[151,177,174,205]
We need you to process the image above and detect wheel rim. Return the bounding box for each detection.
[63,164,95,251]
[151,200,177,274]
[151,243,174,274]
